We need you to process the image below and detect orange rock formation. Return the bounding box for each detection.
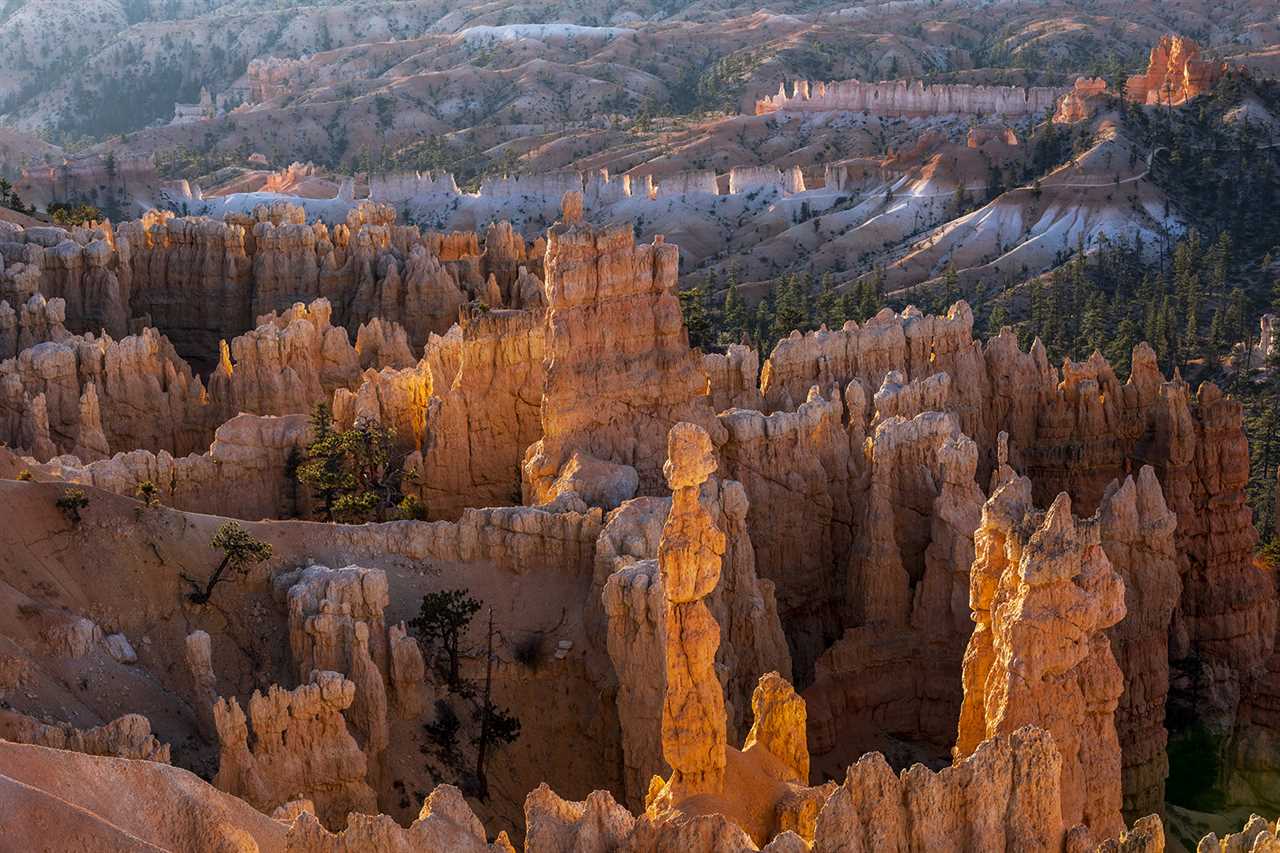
[957,478,1127,842]
[1125,36,1226,106]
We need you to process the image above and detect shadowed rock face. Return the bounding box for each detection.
[1098,468,1181,821]
[212,670,378,828]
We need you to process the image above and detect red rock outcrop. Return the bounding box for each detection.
[957,478,1127,843]
[119,212,254,365]
[1125,36,1226,107]
[287,785,516,852]
[21,412,312,519]
[0,708,170,763]
[282,563,391,685]
[185,630,219,741]
[207,298,361,419]
[0,205,530,371]
[599,433,790,809]
[742,672,808,785]
[756,308,1275,791]
[0,326,212,460]
[354,316,414,370]
[1054,77,1110,123]
[0,293,69,358]
[704,344,763,413]
[716,385,862,683]
[407,306,546,520]
[1197,814,1280,852]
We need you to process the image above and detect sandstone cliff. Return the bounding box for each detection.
[409,306,546,520]
[1098,468,1181,820]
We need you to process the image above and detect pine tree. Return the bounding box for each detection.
[1208,308,1226,362]
[933,265,958,316]
[857,270,882,322]
[678,286,712,349]
[1108,316,1139,375]
[836,291,854,324]
[1077,292,1107,357]
[182,522,273,604]
[986,302,1009,338]
[472,607,520,801]
[1208,231,1231,294]
[816,273,843,329]
[754,299,773,351]
[1182,291,1199,368]
[1153,296,1171,370]
[770,275,807,342]
[1226,287,1247,350]
[721,284,747,344]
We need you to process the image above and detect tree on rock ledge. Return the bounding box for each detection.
[182,522,272,604]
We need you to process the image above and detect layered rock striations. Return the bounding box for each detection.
[1098,468,1181,820]
[5,204,537,372]
[598,470,790,811]
[807,414,985,768]
[716,386,861,682]
[0,293,70,359]
[658,422,730,797]
[0,326,212,460]
[408,306,546,520]
[756,307,1276,779]
[19,412,312,519]
[207,298,363,419]
[0,709,170,763]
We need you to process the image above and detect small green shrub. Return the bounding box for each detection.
[135,480,159,507]
[56,487,89,524]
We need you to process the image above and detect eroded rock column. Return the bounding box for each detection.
[659,422,727,796]
[957,477,1127,842]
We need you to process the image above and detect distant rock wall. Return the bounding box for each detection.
[755,78,1065,117]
